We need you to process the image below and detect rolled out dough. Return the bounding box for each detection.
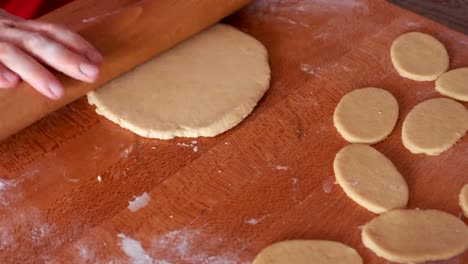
[460,184,468,218]
[435,67,468,102]
[333,87,398,144]
[362,209,468,263]
[333,144,408,214]
[391,32,449,81]
[252,240,363,264]
[402,98,468,155]
[88,24,270,139]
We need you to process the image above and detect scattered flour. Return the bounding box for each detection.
[67,178,81,183]
[299,64,315,75]
[322,180,333,193]
[121,145,134,158]
[176,141,200,153]
[275,165,289,171]
[75,242,95,262]
[151,229,243,263]
[128,192,151,212]
[0,178,20,206]
[291,177,299,184]
[117,233,154,264]
[245,216,266,225]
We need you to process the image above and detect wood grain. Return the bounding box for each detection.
[0,0,467,263]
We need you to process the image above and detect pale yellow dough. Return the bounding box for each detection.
[391,32,449,81]
[88,24,270,139]
[333,144,408,214]
[402,98,468,155]
[460,184,468,218]
[252,240,363,264]
[333,88,399,144]
[436,67,468,102]
[362,209,468,263]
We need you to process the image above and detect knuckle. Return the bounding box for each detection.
[24,32,49,47]
[46,22,69,32]
[0,42,16,55]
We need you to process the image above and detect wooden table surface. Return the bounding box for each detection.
[0,0,467,263]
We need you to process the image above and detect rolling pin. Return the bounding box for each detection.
[0,0,253,140]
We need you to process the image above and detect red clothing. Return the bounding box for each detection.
[2,0,72,19]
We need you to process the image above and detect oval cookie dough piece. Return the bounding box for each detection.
[391,32,449,81]
[362,209,468,263]
[88,24,270,139]
[435,68,468,102]
[252,240,363,264]
[334,144,408,214]
[402,98,468,155]
[460,184,468,218]
[333,88,399,144]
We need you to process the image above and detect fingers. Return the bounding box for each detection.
[0,27,100,83]
[15,21,103,64]
[0,42,64,99]
[0,63,19,89]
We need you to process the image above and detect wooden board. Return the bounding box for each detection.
[0,0,467,263]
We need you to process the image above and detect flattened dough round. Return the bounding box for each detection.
[333,88,399,144]
[402,98,468,155]
[333,144,408,214]
[391,32,449,81]
[436,67,468,102]
[460,184,468,218]
[252,240,363,264]
[88,24,270,139]
[362,209,468,263]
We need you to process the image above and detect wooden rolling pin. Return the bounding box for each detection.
[0,0,253,140]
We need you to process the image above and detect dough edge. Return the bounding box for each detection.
[435,68,468,102]
[252,240,363,264]
[401,98,468,155]
[87,24,271,140]
[362,209,468,263]
[333,144,408,214]
[390,32,449,81]
[333,87,399,144]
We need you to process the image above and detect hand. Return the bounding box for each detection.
[0,9,102,99]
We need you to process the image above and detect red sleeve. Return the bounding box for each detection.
[3,0,43,19]
[2,0,72,19]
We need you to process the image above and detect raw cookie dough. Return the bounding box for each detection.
[333,144,408,214]
[391,32,449,81]
[252,240,363,264]
[333,88,399,144]
[435,67,468,102]
[88,24,270,139]
[402,98,468,155]
[460,184,468,218]
[362,209,468,263]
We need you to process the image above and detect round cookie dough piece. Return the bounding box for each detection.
[333,88,399,144]
[333,144,408,214]
[391,32,449,81]
[460,184,468,218]
[88,24,270,139]
[402,98,468,155]
[362,209,468,263]
[435,67,468,102]
[252,240,363,264]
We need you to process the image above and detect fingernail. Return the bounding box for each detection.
[80,63,99,79]
[48,82,64,99]
[2,71,17,83]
